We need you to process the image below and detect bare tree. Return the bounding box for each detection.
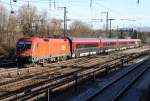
[0,4,9,44]
[69,20,93,35]
[18,4,38,36]
[7,14,18,48]
[49,18,62,36]
[37,11,48,35]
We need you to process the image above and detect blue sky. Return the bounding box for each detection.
[1,0,150,29]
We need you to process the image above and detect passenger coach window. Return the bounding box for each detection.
[104,43,109,46]
[110,42,116,46]
[77,44,98,48]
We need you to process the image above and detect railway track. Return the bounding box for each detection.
[77,57,150,101]
[0,56,106,86]
[0,49,149,101]
[20,52,150,101]
[0,46,149,100]
[0,52,139,91]
[0,52,125,85]
[0,61,15,67]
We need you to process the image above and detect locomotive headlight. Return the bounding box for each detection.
[15,56,19,62]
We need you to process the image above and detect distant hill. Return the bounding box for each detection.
[134,27,150,32]
[118,26,150,32]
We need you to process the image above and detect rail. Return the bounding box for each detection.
[0,49,149,100]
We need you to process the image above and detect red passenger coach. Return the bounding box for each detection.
[68,38,100,57]
[133,39,142,47]
[100,39,118,52]
[118,39,129,50]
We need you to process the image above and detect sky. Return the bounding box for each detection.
[0,0,150,29]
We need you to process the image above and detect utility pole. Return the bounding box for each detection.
[54,0,56,8]
[28,0,30,8]
[106,12,109,38]
[137,0,139,5]
[49,0,51,8]
[101,11,109,37]
[57,7,70,37]
[108,19,115,38]
[90,0,93,8]
[109,19,112,38]
[64,7,67,37]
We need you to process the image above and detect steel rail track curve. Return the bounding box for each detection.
[86,57,150,101]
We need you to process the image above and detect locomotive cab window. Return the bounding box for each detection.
[17,41,32,51]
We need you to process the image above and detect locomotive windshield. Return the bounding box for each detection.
[17,41,32,51]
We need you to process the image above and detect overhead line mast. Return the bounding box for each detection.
[137,0,140,5]
[90,0,93,8]
[49,0,56,8]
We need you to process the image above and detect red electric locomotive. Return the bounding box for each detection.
[16,37,71,63]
